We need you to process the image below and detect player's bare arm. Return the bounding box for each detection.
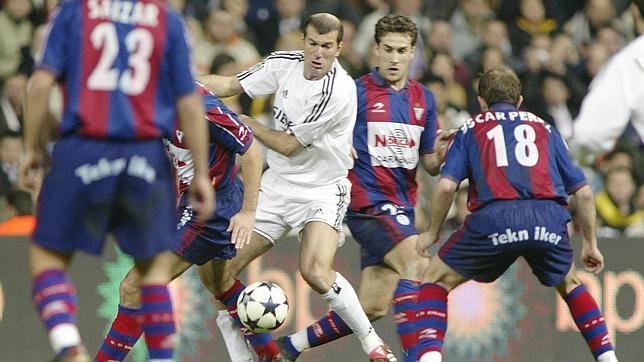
[228,139,262,249]
[239,114,303,157]
[20,69,55,192]
[177,92,215,222]
[572,184,605,274]
[196,74,244,98]
[417,177,458,257]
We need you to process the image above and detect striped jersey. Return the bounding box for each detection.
[167,83,253,193]
[349,70,438,210]
[236,51,357,187]
[442,103,587,211]
[38,0,195,140]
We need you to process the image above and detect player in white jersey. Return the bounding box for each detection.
[199,13,396,362]
[573,1,644,155]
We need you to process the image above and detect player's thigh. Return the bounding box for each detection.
[29,243,74,276]
[358,265,399,320]
[133,251,180,285]
[299,221,340,271]
[198,258,235,295]
[383,235,429,281]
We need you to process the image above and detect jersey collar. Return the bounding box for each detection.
[369,68,410,89]
[489,102,517,112]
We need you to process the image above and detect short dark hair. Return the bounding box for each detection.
[478,65,521,105]
[301,13,344,44]
[374,14,418,45]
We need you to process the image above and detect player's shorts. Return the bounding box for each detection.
[253,168,350,244]
[346,203,417,269]
[174,179,242,265]
[33,136,177,259]
[438,199,573,287]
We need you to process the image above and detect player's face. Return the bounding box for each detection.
[376,32,415,90]
[302,26,342,80]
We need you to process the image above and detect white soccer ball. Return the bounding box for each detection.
[237,281,289,333]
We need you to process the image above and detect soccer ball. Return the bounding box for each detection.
[237,281,289,333]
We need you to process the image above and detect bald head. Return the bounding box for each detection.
[302,13,344,45]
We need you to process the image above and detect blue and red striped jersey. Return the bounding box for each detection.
[38,0,196,140]
[167,83,253,193]
[442,103,586,211]
[349,70,438,210]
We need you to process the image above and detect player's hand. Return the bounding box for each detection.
[228,209,256,249]
[18,150,44,192]
[580,241,604,274]
[188,174,215,223]
[416,231,439,258]
[435,128,458,162]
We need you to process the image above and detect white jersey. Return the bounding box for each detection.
[573,36,644,154]
[237,51,357,187]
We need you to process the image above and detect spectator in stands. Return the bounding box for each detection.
[595,168,643,234]
[424,75,470,131]
[352,0,389,61]
[0,131,23,188]
[0,0,33,82]
[565,0,620,47]
[449,0,494,61]
[540,72,577,140]
[466,20,517,75]
[508,0,558,58]
[194,8,260,73]
[596,25,626,56]
[337,19,368,77]
[222,0,250,36]
[0,189,35,236]
[276,0,305,38]
[429,52,468,109]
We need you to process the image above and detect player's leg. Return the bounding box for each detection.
[383,235,429,361]
[415,255,467,362]
[95,255,192,362]
[30,244,89,362]
[280,264,399,360]
[298,221,392,361]
[199,231,280,361]
[555,265,617,362]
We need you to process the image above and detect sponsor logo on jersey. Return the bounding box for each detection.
[368,122,423,169]
[371,102,386,113]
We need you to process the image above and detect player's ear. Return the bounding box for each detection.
[336,40,344,56]
[477,96,488,111]
[515,95,523,109]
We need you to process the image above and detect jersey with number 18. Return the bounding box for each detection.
[38,0,195,140]
[441,103,587,211]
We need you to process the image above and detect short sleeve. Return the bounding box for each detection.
[37,3,72,76]
[166,11,196,98]
[207,111,254,155]
[552,128,587,194]
[440,130,469,183]
[419,89,438,154]
[236,51,300,98]
[288,80,357,147]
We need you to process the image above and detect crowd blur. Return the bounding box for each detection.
[0,0,642,237]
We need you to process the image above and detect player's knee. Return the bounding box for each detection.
[558,270,583,296]
[119,272,142,308]
[300,264,334,293]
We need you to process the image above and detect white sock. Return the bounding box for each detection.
[597,350,618,362]
[289,328,310,352]
[49,323,81,354]
[321,272,381,354]
[216,310,253,362]
[419,351,442,362]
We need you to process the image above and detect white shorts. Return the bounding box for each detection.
[253,169,351,244]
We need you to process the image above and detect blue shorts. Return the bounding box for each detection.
[174,179,242,265]
[438,200,573,287]
[347,203,417,269]
[33,136,177,260]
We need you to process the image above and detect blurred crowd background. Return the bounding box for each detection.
[0,0,642,238]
